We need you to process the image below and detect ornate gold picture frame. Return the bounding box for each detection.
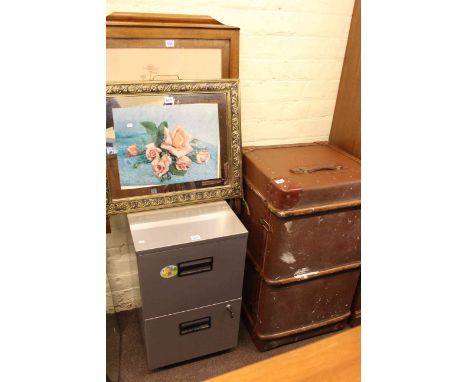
[106,80,242,214]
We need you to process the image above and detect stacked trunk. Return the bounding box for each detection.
[240,142,361,351]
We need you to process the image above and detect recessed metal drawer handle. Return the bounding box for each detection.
[177,257,213,277]
[179,317,211,335]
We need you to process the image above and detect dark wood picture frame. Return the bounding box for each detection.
[106,12,240,79]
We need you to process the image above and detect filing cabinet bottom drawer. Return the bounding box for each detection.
[143,298,241,369]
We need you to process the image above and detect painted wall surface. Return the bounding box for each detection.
[107,215,141,312]
[106,0,355,311]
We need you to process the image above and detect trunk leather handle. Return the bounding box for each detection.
[289,164,343,174]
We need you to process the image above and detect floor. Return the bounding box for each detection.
[111,310,343,382]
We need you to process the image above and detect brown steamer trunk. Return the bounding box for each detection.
[240,142,361,351]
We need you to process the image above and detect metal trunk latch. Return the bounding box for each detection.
[259,218,272,232]
[226,304,234,318]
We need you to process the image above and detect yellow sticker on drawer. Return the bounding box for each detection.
[160,265,178,279]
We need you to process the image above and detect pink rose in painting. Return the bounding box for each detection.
[152,154,172,178]
[175,156,192,171]
[145,143,161,161]
[196,149,210,164]
[126,144,139,157]
[160,126,194,158]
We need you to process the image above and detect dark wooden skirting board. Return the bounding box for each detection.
[328,0,362,328]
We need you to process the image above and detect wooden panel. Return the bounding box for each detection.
[207,327,361,382]
[329,0,361,159]
[106,12,234,28]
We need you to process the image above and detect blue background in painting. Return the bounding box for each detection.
[113,104,220,188]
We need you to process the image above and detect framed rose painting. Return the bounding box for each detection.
[106,80,242,214]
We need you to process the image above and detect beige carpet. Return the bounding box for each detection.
[110,309,346,382]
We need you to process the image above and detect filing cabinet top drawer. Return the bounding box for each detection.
[128,201,247,254]
[137,237,246,318]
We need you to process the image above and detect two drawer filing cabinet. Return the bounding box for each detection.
[128,201,248,369]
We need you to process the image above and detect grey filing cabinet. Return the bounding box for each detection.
[128,201,248,369]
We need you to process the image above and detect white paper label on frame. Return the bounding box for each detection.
[190,234,202,241]
[275,178,285,184]
[164,96,175,105]
[165,40,175,48]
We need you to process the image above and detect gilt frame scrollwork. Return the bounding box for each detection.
[106,80,242,214]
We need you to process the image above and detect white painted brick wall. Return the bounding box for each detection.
[106,215,141,312]
[106,0,355,311]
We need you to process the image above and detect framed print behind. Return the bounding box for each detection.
[106,48,222,81]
